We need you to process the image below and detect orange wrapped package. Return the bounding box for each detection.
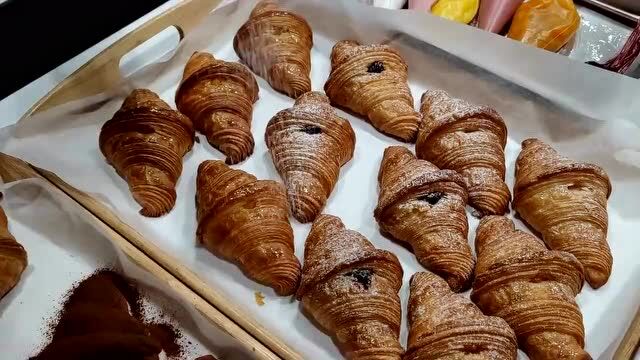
[507,0,580,52]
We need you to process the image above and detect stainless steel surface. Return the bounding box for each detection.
[600,0,640,15]
[579,0,639,21]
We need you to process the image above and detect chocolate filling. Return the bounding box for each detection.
[367,61,385,73]
[344,268,373,290]
[418,191,445,205]
[300,125,322,135]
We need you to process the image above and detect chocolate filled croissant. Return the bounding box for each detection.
[33,271,162,360]
[297,214,404,359]
[233,0,312,98]
[0,206,27,299]
[374,146,474,291]
[196,160,301,296]
[99,89,194,217]
[514,138,612,289]
[266,91,355,223]
[416,89,510,216]
[176,51,258,164]
[325,40,420,142]
[471,216,589,360]
[406,271,517,360]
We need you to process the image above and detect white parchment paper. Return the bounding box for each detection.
[0,179,255,360]
[2,1,640,359]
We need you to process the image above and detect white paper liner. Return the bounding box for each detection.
[1,1,640,359]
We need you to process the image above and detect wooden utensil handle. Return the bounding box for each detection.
[614,304,640,360]
[23,0,222,118]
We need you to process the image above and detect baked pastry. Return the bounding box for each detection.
[99,89,194,217]
[0,206,27,299]
[324,40,420,142]
[297,214,404,359]
[471,216,589,360]
[233,0,312,98]
[196,160,301,296]
[416,89,510,216]
[176,51,258,164]
[374,146,473,291]
[32,271,162,359]
[514,138,612,289]
[406,271,517,360]
[265,91,356,223]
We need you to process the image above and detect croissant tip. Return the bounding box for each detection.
[585,269,610,289]
[521,138,540,148]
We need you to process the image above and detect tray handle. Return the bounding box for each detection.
[23,0,223,118]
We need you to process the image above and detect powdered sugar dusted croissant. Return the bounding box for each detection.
[325,40,420,142]
[514,138,612,289]
[234,0,312,98]
[176,51,258,164]
[297,214,404,359]
[99,89,194,217]
[196,160,301,296]
[0,206,27,299]
[472,216,589,360]
[266,91,355,223]
[406,271,517,360]
[375,146,473,291]
[417,89,510,216]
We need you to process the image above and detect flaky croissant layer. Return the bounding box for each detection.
[196,160,301,296]
[99,89,194,217]
[266,91,355,223]
[0,206,28,300]
[298,214,404,359]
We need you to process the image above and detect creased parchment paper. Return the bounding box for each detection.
[0,178,255,360]
[1,1,640,359]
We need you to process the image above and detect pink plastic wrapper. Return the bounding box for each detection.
[478,0,523,33]
[408,0,438,11]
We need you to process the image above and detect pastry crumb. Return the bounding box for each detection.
[254,291,265,306]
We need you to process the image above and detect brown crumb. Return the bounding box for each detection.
[254,291,265,306]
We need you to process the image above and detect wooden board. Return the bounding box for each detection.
[0,152,280,360]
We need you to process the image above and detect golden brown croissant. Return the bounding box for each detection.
[33,271,162,359]
[471,216,589,360]
[233,0,312,98]
[406,271,517,360]
[176,51,258,165]
[514,138,612,289]
[0,206,27,299]
[297,214,404,360]
[416,90,510,216]
[324,40,420,142]
[374,146,474,291]
[196,160,301,296]
[265,91,356,223]
[99,89,194,217]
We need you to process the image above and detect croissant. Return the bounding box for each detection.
[0,206,27,299]
[196,160,301,296]
[514,138,612,289]
[374,146,474,291]
[99,89,194,217]
[265,91,356,223]
[233,0,312,98]
[297,214,404,359]
[406,271,517,360]
[33,271,162,359]
[471,216,589,360]
[416,89,510,216]
[325,40,420,142]
[176,51,259,164]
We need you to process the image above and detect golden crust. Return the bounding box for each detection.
[416,89,510,216]
[471,216,589,360]
[99,89,194,217]
[176,51,258,164]
[265,91,355,223]
[514,138,612,289]
[406,271,517,360]
[297,214,404,359]
[324,40,420,142]
[233,0,312,98]
[196,160,301,296]
[375,146,474,291]
[0,206,27,299]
